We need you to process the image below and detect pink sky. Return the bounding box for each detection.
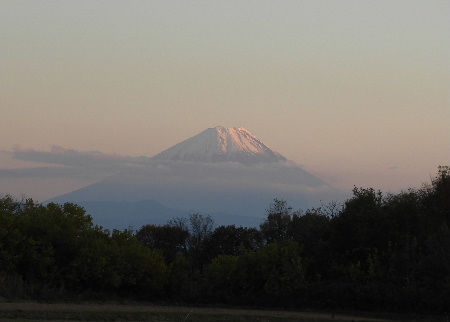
[1,1,449,201]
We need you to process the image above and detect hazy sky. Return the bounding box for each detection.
[1,1,449,201]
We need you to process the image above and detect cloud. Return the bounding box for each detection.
[0,166,86,179]
[0,146,156,183]
[3,146,349,206]
[12,145,152,171]
[1,146,158,199]
[47,158,349,218]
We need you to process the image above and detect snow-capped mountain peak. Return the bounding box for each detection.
[151,126,287,164]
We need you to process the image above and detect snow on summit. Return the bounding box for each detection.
[152,126,287,164]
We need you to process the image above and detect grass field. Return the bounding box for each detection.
[0,302,444,322]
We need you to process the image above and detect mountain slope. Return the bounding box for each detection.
[47,126,346,229]
[152,126,287,164]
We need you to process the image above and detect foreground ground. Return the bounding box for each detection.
[0,302,444,322]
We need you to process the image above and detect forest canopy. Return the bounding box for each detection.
[0,166,449,314]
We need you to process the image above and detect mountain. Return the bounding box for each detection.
[75,199,263,230]
[152,126,287,164]
[47,126,346,230]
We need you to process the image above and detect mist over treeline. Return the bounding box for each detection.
[0,166,449,314]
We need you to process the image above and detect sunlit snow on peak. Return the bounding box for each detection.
[152,126,287,164]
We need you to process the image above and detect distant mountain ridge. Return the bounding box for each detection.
[152,126,287,164]
[47,126,346,229]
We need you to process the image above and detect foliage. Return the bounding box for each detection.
[0,198,168,299]
[136,224,188,262]
[203,225,262,259]
[260,199,295,243]
[0,166,449,314]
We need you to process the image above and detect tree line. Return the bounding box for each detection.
[0,166,448,314]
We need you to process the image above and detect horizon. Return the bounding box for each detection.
[1,1,449,202]
[0,125,445,203]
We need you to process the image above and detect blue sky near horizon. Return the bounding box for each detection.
[1,1,449,201]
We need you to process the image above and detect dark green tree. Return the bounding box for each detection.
[260,199,295,244]
[234,240,305,305]
[203,225,262,260]
[136,224,189,262]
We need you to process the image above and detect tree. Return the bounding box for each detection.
[260,199,295,244]
[168,214,215,271]
[136,224,189,262]
[110,229,168,297]
[187,213,214,271]
[330,187,386,265]
[289,209,331,280]
[203,225,262,261]
[188,213,214,250]
[234,240,305,304]
[421,165,450,231]
[205,254,239,302]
